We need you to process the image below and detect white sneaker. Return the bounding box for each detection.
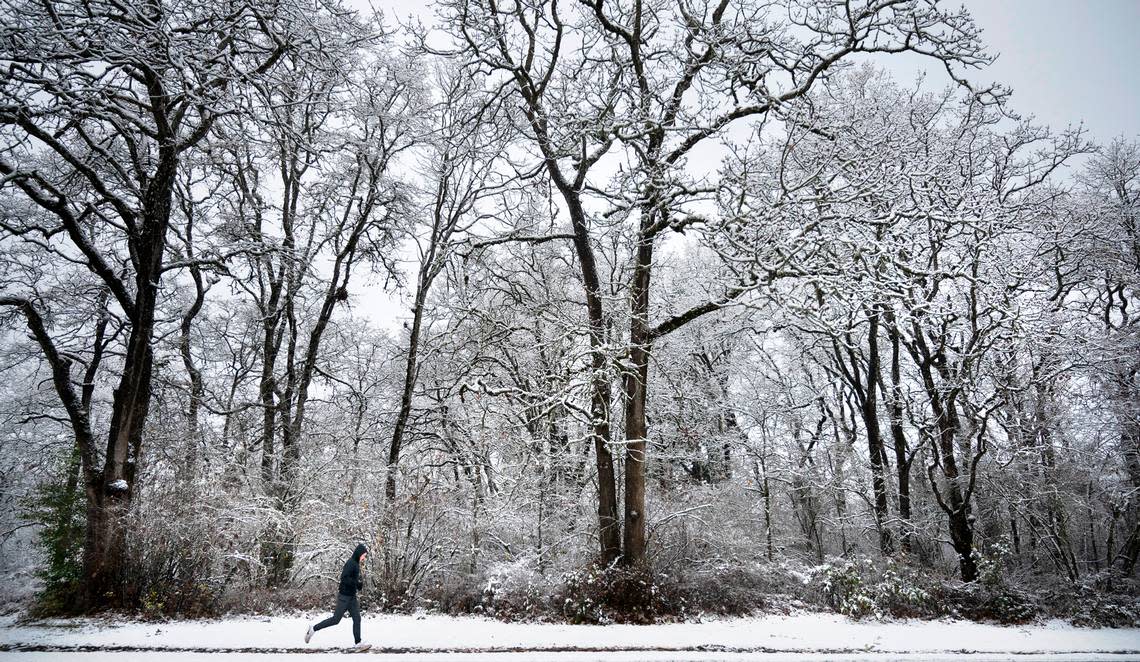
[350,642,371,652]
[304,625,314,644]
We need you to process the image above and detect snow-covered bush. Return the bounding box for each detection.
[1044,571,1140,628]
[557,563,688,624]
[809,560,878,618]
[674,561,813,616]
[870,565,938,619]
[805,559,945,620]
[943,582,1038,624]
[124,493,224,618]
[473,556,550,619]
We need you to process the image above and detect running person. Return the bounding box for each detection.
[306,543,368,650]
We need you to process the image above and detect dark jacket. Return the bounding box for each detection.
[337,543,367,597]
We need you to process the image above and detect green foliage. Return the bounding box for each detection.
[21,454,85,615]
[811,560,879,618]
[872,565,937,618]
[975,541,1013,588]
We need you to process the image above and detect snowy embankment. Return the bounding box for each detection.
[1,612,1139,661]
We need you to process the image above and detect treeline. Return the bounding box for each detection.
[0,0,1136,620]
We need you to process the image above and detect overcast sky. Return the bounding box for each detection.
[956,0,1138,141]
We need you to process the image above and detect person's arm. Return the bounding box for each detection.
[355,560,363,591]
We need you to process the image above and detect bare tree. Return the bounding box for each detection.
[0,0,292,607]
[213,39,422,585]
[730,69,1086,579]
[385,63,512,506]
[440,0,996,567]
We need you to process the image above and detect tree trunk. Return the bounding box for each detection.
[86,203,169,607]
[752,456,774,562]
[883,321,913,553]
[386,283,427,504]
[552,180,620,565]
[861,311,894,555]
[1116,427,1140,574]
[929,395,979,582]
[622,224,653,567]
[178,260,206,486]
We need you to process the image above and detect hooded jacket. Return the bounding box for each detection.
[337,543,367,597]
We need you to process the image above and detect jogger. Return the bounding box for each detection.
[306,543,367,647]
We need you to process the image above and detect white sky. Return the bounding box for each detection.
[960,0,1140,141]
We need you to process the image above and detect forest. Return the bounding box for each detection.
[0,0,1137,627]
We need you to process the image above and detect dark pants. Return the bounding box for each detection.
[314,593,361,644]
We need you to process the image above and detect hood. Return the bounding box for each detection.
[352,543,367,561]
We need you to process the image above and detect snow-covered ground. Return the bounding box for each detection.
[1,612,1138,661]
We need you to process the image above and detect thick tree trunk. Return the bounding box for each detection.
[86,195,170,607]
[622,357,647,562]
[930,396,979,582]
[622,225,654,567]
[6,267,152,613]
[904,317,978,582]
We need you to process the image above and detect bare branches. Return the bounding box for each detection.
[0,295,97,488]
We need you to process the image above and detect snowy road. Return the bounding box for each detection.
[2,652,1139,661]
[1,612,1138,661]
[3,652,1140,661]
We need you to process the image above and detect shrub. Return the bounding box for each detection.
[1068,592,1140,628]
[418,572,484,615]
[219,584,325,615]
[1043,571,1140,628]
[121,503,225,618]
[943,581,1038,624]
[475,557,550,619]
[872,565,939,619]
[803,558,949,620]
[557,562,687,624]
[809,560,879,618]
[675,564,774,615]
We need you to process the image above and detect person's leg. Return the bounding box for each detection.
[349,595,361,644]
[314,594,349,631]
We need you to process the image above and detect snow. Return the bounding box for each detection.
[108,479,128,492]
[1,653,1139,662]
[1,612,1138,660]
